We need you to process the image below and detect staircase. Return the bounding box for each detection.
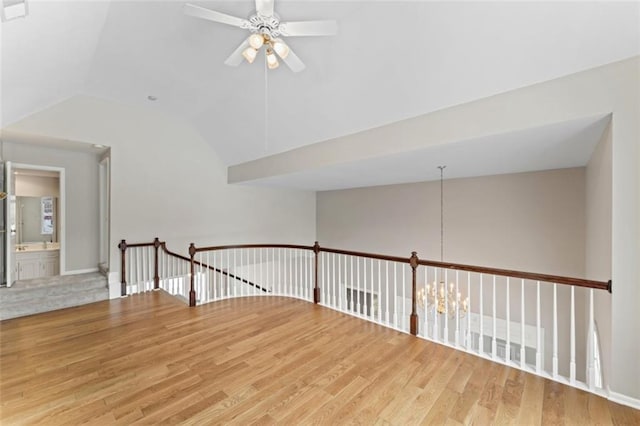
[0,272,109,321]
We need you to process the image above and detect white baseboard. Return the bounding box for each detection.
[609,388,640,410]
[108,271,121,299]
[62,268,99,275]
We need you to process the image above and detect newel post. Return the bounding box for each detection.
[189,243,196,307]
[409,251,419,336]
[153,237,161,290]
[118,240,127,297]
[313,241,320,304]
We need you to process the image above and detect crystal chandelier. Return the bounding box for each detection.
[420,280,468,317]
[418,166,469,317]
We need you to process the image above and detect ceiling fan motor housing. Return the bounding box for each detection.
[248,14,281,38]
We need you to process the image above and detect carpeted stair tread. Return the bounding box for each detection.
[0,272,109,321]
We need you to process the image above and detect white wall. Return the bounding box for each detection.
[2,142,99,271]
[15,174,59,197]
[4,96,316,297]
[318,168,586,276]
[586,122,613,390]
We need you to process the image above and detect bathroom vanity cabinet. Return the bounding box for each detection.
[15,250,60,280]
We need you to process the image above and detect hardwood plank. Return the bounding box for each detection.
[541,379,566,426]
[1,292,638,425]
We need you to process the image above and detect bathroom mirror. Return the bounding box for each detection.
[16,196,58,244]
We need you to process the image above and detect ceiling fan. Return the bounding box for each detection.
[184,0,337,72]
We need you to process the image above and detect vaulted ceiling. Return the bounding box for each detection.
[2,1,639,188]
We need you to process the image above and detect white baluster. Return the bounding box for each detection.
[424,266,429,338]
[455,270,460,347]
[536,281,541,374]
[393,263,397,328]
[292,249,297,297]
[303,249,307,300]
[350,256,354,312]
[357,257,361,315]
[467,271,471,350]
[226,250,230,298]
[444,270,449,344]
[492,275,497,360]
[369,258,374,318]
[377,259,381,322]
[136,248,141,292]
[553,283,558,378]
[506,278,510,364]
[338,254,343,310]
[259,248,263,296]
[479,274,484,355]
[206,251,211,302]
[244,249,248,297]
[289,249,293,296]
[332,253,336,307]
[520,279,525,370]
[149,248,153,290]
[363,258,367,316]
[587,288,595,390]
[433,268,439,341]
[370,258,374,319]
[386,261,390,325]
[277,248,281,296]
[214,251,218,300]
[197,252,202,300]
[402,264,406,331]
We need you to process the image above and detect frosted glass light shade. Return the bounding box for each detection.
[272,39,289,59]
[248,33,264,49]
[266,50,279,69]
[242,47,258,63]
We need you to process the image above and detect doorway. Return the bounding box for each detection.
[5,162,65,287]
[98,156,110,273]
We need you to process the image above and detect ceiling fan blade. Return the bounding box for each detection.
[255,0,274,17]
[278,20,338,37]
[278,47,306,73]
[224,39,250,67]
[184,3,249,29]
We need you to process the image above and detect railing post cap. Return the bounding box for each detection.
[189,243,196,257]
[118,240,127,251]
[409,251,419,268]
[313,241,320,254]
[153,237,161,248]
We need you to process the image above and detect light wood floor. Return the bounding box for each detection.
[1,292,638,425]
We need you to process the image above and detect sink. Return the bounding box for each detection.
[15,242,60,252]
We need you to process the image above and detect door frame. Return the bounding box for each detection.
[9,163,66,282]
[98,156,110,272]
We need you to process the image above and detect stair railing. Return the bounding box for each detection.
[120,238,611,396]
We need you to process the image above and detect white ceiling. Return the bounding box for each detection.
[1,1,639,189]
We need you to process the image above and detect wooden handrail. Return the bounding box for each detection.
[314,245,610,292]
[193,243,314,252]
[160,243,269,293]
[319,247,408,264]
[416,259,610,291]
[125,242,156,248]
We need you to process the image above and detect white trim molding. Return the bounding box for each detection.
[609,389,640,410]
[108,271,121,299]
[63,268,99,276]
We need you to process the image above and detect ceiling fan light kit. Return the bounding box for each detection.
[266,48,279,69]
[242,46,258,64]
[184,0,337,73]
